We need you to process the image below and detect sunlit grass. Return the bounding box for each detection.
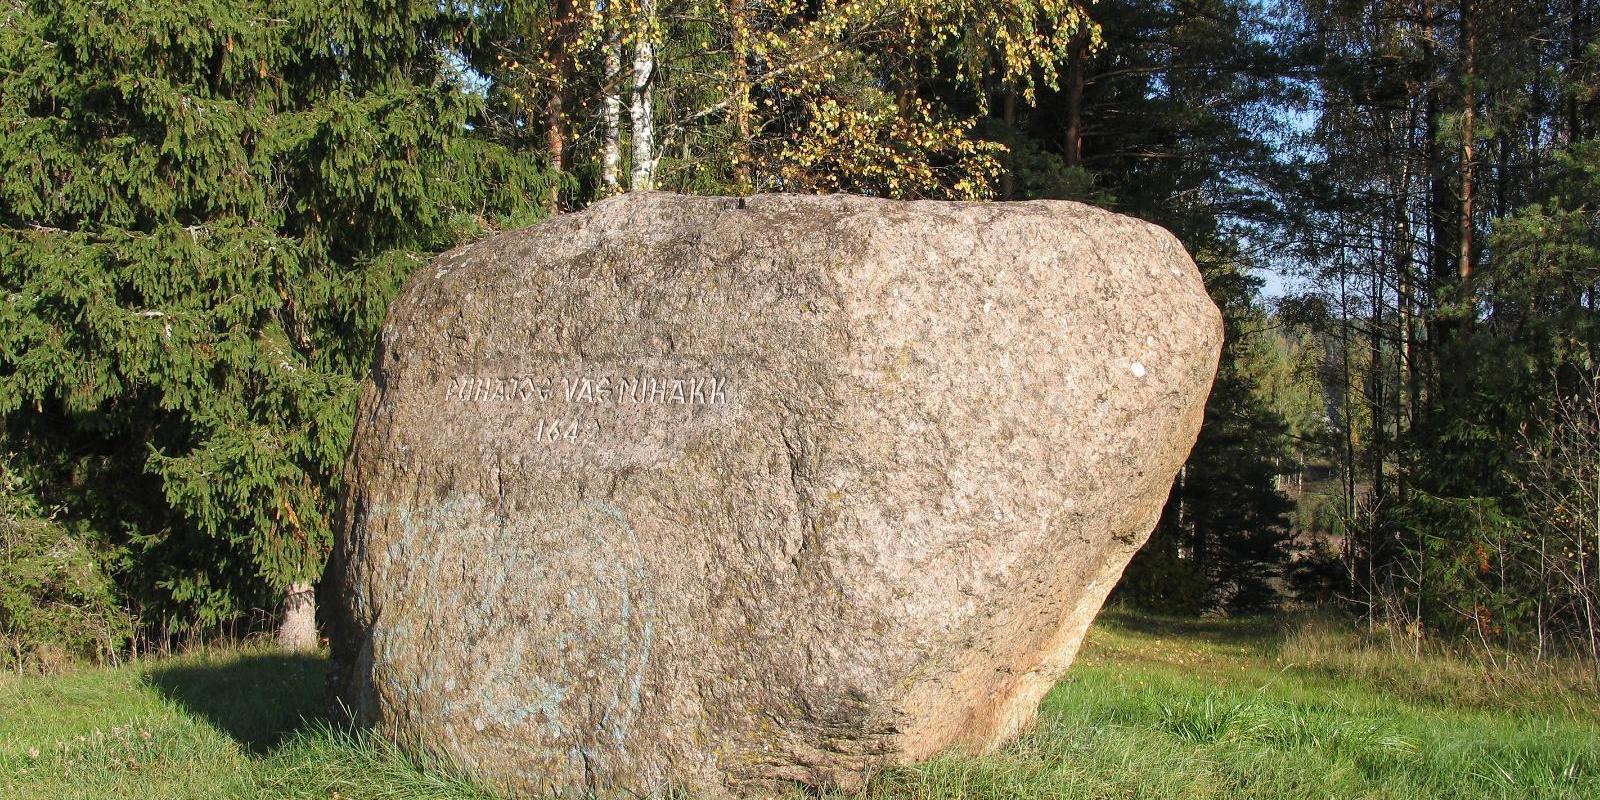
[0,645,483,800]
[3,609,1597,799]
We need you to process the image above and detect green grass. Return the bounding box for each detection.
[3,610,1597,799]
[852,611,1600,799]
[0,647,491,800]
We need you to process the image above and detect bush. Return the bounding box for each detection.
[0,458,129,672]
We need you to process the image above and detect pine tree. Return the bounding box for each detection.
[1281,0,1600,660]
[0,0,551,646]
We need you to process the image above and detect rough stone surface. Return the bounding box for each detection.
[325,191,1222,798]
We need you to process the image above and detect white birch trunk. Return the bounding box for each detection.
[629,0,657,190]
[603,31,623,193]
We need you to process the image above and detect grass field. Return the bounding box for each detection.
[3,609,1597,799]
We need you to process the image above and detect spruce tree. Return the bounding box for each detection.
[0,0,550,645]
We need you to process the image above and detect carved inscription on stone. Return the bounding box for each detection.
[444,374,729,407]
[430,364,737,466]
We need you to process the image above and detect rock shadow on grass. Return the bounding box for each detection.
[144,650,328,753]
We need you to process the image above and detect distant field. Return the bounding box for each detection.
[3,609,1596,799]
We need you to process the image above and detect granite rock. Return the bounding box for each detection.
[325,192,1222,797]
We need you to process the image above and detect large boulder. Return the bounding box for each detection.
[325,192,1221,797]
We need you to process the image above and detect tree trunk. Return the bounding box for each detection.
[1458,0,1476,285]
[1064,32,1087,168]
[1192,495,1208,593]
[277,581,317,651]
[545,0,576,212]
[1371,255,1386,504]
[1396,139,1415,504]
[630,0,657,190]
[602,28,623,194]
[545,91,566,210]
[1421,0,1453,384]
[1423,0,1448,292]
[1001,89,1017,199]
[1339,263,1358,531]
[1569,0,1585,143]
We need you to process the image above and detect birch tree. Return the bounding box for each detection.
[629,0,658,189]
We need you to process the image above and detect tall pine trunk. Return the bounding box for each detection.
[544,0,574,211]
[1458,0,1477,285]
[1064,31,1088,168]
[1395,110,1416,503]
[545,92,566,210]
[1569,0,1586,143]
[1421,0,1454,385]
[1371,256,1386,504]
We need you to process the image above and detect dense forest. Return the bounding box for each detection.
[1,0,1597,681]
